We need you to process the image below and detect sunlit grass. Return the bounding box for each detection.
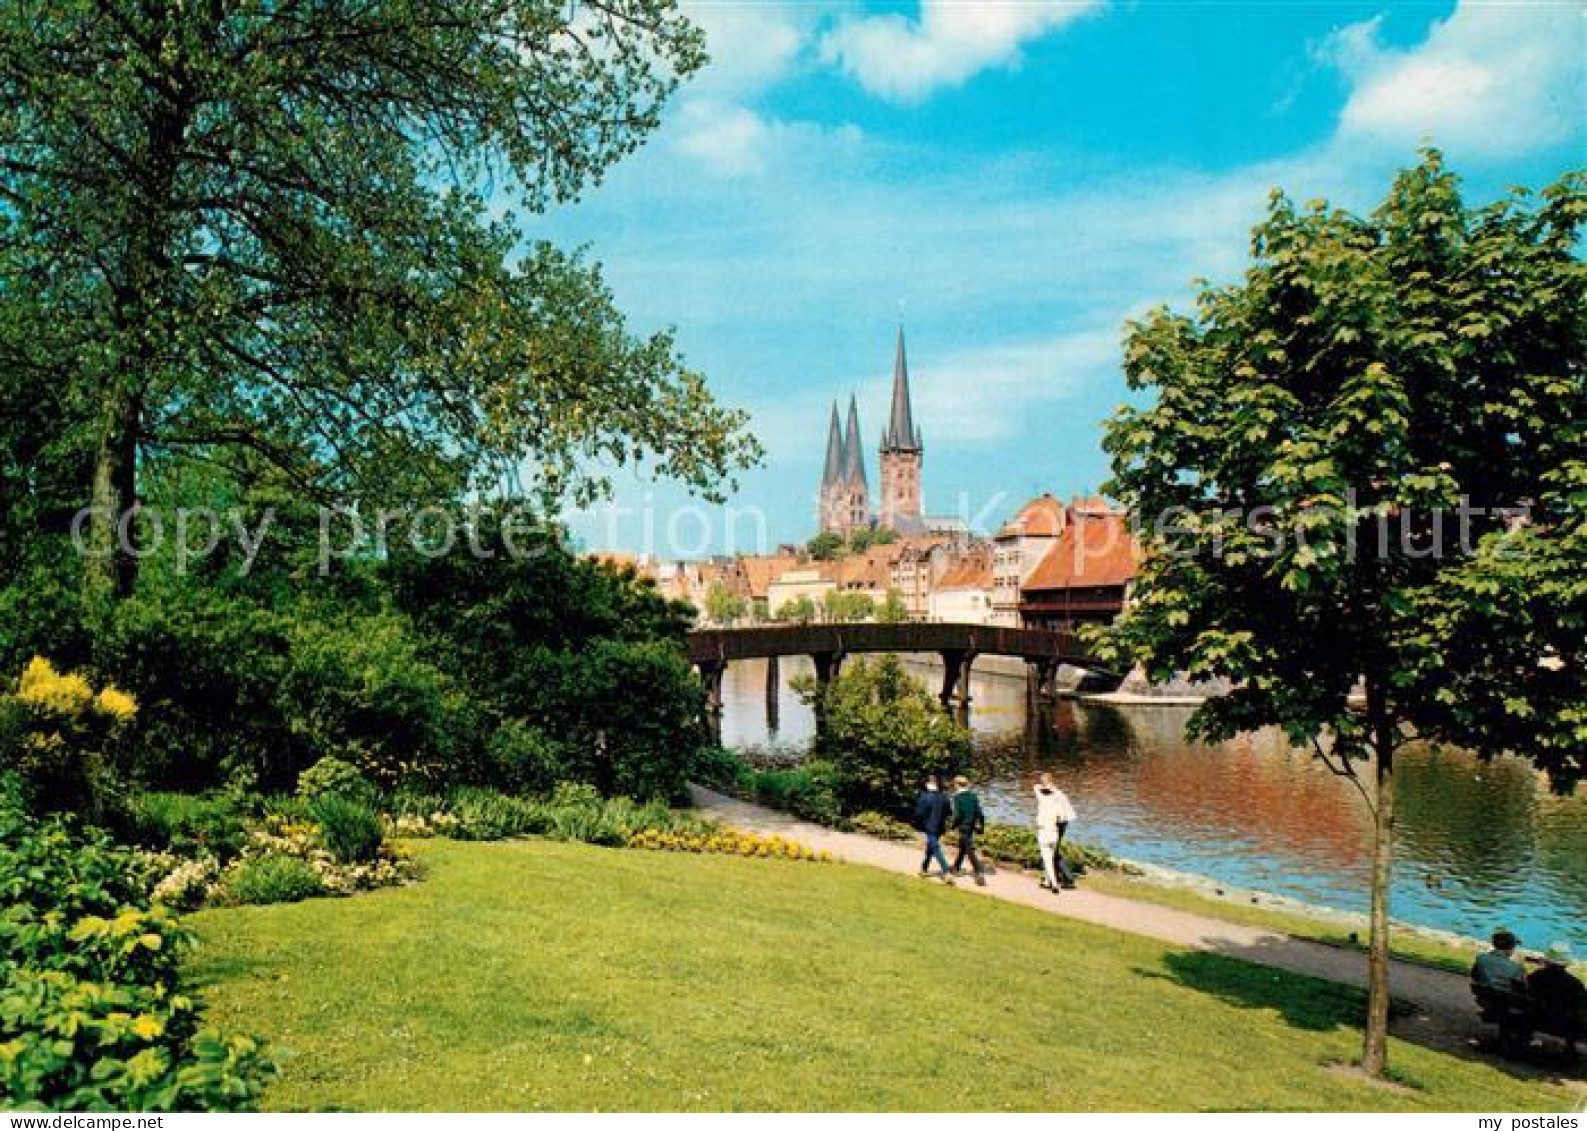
[187,839,1577,1112]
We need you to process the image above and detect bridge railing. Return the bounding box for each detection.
[685,622,1094,666]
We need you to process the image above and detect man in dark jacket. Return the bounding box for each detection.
[913,775,954,883]
[950,775,988,886]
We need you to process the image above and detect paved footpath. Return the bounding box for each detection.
[692,784,1578,1082]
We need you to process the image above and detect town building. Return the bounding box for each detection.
[927,544,995,624]
[1019,500,1140,631]
[990,493,1067,626]
[818,396,871,538]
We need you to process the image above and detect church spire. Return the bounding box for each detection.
[843,393,868,487]
[882,325,921,452]
[821,401,844,488]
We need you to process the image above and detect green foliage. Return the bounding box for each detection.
[120,792,248,861]
[0,658,137,820]
[307,795,384,866]
[395,784,715,849]
[223,856,327,907]
[0,0,757,600]
[703,582,749,625]
[806,532,844,560]
[0,781,275,1110]
[821,589,875,623]
[796,657,972,815]
[1097,151,1584,788]
[775,594,818,624]
[485,719,571,795]
[296,757,377,806]
[876,587,909,624]
[729,761,845,827]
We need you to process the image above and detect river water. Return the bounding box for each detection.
[718,655,1587,946]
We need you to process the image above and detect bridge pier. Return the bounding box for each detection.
[938,649,977,720]
[1026,657,1061,704]
[695,660,725,740]
[765,654,780,733]
[810,651,844,742]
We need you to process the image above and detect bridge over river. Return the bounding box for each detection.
[685,622,1118,721]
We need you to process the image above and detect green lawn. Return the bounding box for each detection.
[186,840,1579,1112]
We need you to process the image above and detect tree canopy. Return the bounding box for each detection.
[1095,150,1584,1074]
[0,0,759,598]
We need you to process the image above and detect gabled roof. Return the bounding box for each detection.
[881,325,921,452]
[737,554,800,600]
[1022,509,1140,592]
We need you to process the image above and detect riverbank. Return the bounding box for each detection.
[689,785,1582,1074]
[188,836,1580,1110]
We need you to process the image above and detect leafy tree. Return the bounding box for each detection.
[703,582,748,626]
[796,656,971,814]
[1094,151,1584,1076]
[0,0,758,602]
[876,587,909,623]
[777,595,817,624]
[806,532,844,560]
[822,589,874,623]
[852,527,895,551]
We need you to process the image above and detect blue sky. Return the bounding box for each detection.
[538,0,1584,556]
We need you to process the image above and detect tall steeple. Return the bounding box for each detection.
[882,325,921,452]
[821,400,844,488]
[843,393,868,488]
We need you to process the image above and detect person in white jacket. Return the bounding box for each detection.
[1034,772,1077,891]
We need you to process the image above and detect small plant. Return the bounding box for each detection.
[121,791,248,860]
[308,794,385,864]
[296,755,377,805]
[224,854,327,905]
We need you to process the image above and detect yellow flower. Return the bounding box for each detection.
[130,1015,165,1040]
[16,656,93,715]
[95,686,139,721]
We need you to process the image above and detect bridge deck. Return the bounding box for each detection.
[685,622,1099,667]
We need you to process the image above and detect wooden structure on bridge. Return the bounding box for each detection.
[685,622,1115,723]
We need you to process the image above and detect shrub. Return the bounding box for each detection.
[796,656,972,816]
[296,756,376,805]
[0,779,276,1110]
[120,791,248,860]
[0,657,137,819]
[223,854,326,905]
[485,719,570,794]
[308,794,384,864]
[735,762,844,827]
[848,810,915,841]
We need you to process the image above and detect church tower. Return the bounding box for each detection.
[878,326,923,532]
[841,393,872,535]
[817,401,846,534]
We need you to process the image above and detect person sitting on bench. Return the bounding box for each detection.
[1525,942,1584,1060]
[1471,928,1531,1051]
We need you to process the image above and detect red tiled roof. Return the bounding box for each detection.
[737,554,800,599]
[1023,510,1139,592]
[997,493,1065,538]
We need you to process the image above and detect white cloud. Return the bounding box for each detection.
[1323,2,1584,159]
[681,2,810,97]
[820,0,1101,103]
[672,99,776,175]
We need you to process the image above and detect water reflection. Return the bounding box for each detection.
[717,655,1587,943]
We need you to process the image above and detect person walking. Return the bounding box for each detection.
[914,775,954,883]
[950,775,987,886]
[1034,772,1077,892]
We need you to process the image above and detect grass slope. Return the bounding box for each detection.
[187,840,1576,1112]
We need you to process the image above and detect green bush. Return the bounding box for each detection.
[120,791,248,860]
[848,810,915,841]
[485,719,570,794]
[445,787,545,841]
[224,854,326,905]
[308,794,384,864]
[296,756,377,804]
[0,777,276,1110]
[796,656,972,816]
[736,761,844,827]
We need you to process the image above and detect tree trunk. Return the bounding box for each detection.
[86,393,143,603]
[1361,686,1397,1077]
